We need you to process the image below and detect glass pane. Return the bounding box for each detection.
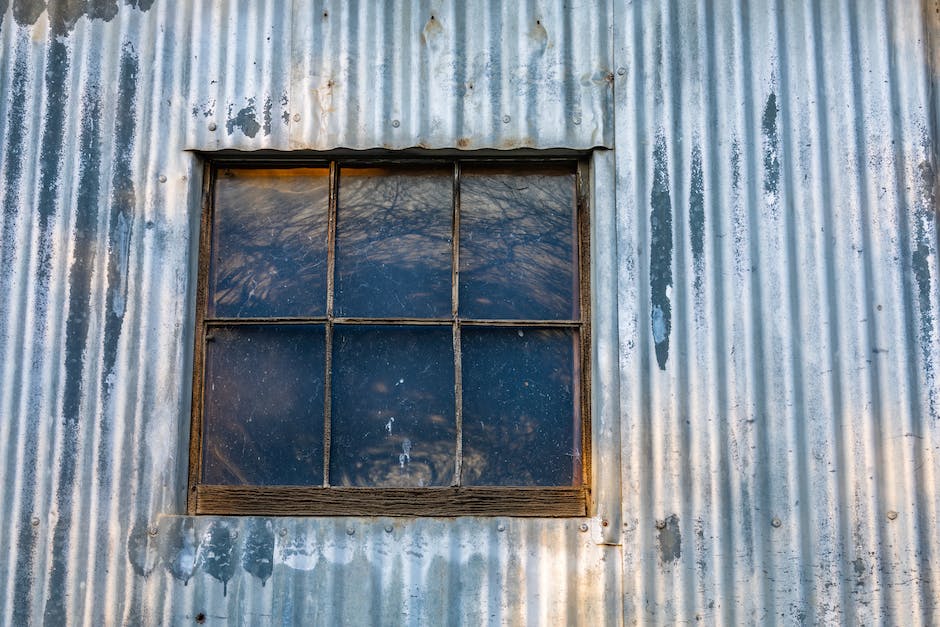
[211,168,329,318]
[202,325,325,485]
[461,327,580,486]
[459,166,578,320]
[330,326,455,487]
[335,167,453,318]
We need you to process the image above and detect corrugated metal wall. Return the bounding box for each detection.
[615,0,940,624]
[0,0,936,624]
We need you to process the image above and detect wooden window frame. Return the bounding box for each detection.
[187,155,592,517]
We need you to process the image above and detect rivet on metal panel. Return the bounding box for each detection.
[579,523,589,532]
[887,510,898,520]
[346,527,355,536]
[655,519,666,530]
[617,67,626,76]
[502,115,511,123]
[147,526,158,536]
[384,525,393,533]
[31,517,39,527]
[392,119,400,128]
[771,517,782,528]
[293,113,301,122]
[496,523,506,532]
[208,122,217,132]
[159,175,167,183]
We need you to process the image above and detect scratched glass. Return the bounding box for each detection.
[335,167,453,318]
[202,325,325,485]
[460,327,579,486]
[211,168,329,318]
[459,166,578,320]
[330,326,455,487]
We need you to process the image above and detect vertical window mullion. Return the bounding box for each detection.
[323,161,339,487]
[452,161,463,487]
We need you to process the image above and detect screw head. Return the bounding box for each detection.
[230,530,238,539]
[502,115,511,123]
[279,528,288,537]
[207,122,217,132]
[293,113,301,122]
[391,119,400,128]
[346,527,355,536]
[496,523,506,532]
[579,523,589,532]
[771,517,782,528]
[158,175,167,183]
[147,526,158,536]
[601,519,609,527]
[617,67,626,76]
[887,510,898,520]
[31,517,40,527]
[384,525,393,533]
[573,115,582,125]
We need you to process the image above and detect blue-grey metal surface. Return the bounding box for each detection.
[0,0,937,624]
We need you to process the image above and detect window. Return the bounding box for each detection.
[188,156,590,516]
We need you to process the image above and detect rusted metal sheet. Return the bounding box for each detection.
[0,0,937,624]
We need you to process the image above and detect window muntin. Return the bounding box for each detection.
[189,158,590,516]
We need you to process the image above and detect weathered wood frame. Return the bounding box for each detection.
[187,156,591,517]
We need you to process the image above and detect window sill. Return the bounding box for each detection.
[194,485,589,517]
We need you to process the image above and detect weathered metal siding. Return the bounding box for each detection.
[0,0,937,625]
[614,0,940,624]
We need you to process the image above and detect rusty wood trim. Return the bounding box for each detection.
[187,160,215,515]
[452,161,463,486]
[323,161,339,486]
[577,157,593,504]
[195,486,589,517]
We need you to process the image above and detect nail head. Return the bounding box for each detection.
[293,113,301,122]
[887,510,898,520]
[771,517,782,528]
[579,523,589,532]
[207,122,217,132]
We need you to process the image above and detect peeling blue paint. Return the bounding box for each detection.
[101,42,138,477]
[164,518,197,585]
[262,96,273,136]
[226,98,261,138]
[650,133,673,370]
[202,523,237,597]
[689,143,705,296]
[243,519,275,586]
[657,514,681,564]
[10,0,155,35]
[913,156,937,418]
[762,93,780,201]
[35,37,71,626]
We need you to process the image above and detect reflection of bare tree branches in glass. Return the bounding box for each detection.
[203,325,325,486]
[330,326,456,487]
[336,168,452,318]
[212,169,330,318]
[460,168,577,320]
[461,328,576,486]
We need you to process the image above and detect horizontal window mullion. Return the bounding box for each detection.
[458,319,581,327]
[205,317,329,325]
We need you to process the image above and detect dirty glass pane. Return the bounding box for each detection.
[459,166,578,320]
[335,167,453,318]
[202,325,325,485]
[461,327,579,486]
[211,168,329,318]
[330,326,455,487]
